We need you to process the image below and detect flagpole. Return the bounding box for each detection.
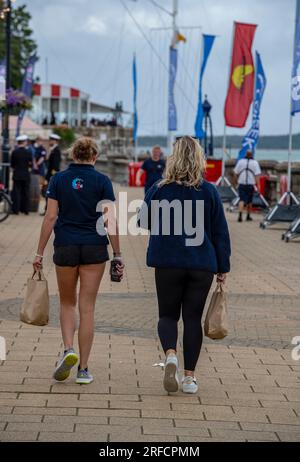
[287,114,293,205]
[168,0,178,155]
[281,0,299,206]
[217,22,236,190]
[221,124,226,180]
[1,0,11,191]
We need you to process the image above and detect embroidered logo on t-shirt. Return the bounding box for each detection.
[72,178,84,190]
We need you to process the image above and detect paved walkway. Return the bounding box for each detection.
[0,185,300,442]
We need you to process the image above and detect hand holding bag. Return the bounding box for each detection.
[20,270,49,326]
[204,283,229,340]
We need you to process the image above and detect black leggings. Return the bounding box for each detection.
[155,268,214,371]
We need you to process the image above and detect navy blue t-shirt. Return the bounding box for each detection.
[46,163,115,246]
[141,158,165,191]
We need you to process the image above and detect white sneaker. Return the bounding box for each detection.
[163,354,179,393]
[182,376,198,394]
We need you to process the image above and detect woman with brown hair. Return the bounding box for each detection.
[139,136,231,394]
[33,137,124,384]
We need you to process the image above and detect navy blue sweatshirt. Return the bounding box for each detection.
[138,180,231,274]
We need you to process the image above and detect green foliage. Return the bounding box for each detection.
[0,2,38,89]
[53,126,76,149]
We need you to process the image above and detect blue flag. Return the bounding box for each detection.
[168,47,177,131]
[16,54,38,137]
[194,34,215,139]
[291,0,300,115]
[238,52,266,159]
[132,54,138,145]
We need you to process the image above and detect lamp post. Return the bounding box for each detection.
[1,0,12,191]
[202,95,214,157]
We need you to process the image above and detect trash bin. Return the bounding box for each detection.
[204,158,222,183]
[128,162,146,187]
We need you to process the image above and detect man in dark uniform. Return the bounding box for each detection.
[41,134,62,216]
[33,136,47,189]
[46,133,61,183]
[10,135,32,215]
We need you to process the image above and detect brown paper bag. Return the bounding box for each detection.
[204,283,229,340]
[20,270,49,326]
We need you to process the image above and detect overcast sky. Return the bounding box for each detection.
[25,0,297,136]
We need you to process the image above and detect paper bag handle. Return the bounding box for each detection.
[32,270,45,281]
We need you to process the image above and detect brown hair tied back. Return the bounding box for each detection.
[71,137,99,162]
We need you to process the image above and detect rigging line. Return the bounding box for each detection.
[183,30,194,131]
[94,41,148,100]
[112,11,127,103]
[147,0,167,28]
[200,0,226,69]
[87,40,117,90]
[33,23,80,88]
[146,0,173,18]
[119,0,196,111]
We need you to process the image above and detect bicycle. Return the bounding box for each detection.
[0,183,12,222]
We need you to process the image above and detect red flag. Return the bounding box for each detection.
[224,22,257,128]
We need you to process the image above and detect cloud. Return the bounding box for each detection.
[84,16,107,36]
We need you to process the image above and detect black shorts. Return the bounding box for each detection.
[238,184,254,205]
[53,245,109,267]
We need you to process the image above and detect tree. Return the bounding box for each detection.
[0,2,38,89]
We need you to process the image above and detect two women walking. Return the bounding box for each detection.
[34,135,230,393]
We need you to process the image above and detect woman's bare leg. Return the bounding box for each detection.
[55,266,79,350]
[78,263,106,369]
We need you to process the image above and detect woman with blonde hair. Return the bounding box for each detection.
[139,136,230,394]
[33,137,124,384]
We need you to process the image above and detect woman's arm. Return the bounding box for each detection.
[136,168,144,187]
[211,187,231,280]
[33,199,58,271]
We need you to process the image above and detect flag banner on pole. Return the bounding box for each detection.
[168,47,178,131]
[238,51,266,159]
[224,22,257,128]
[132,54,138,144]
[16,54,38,136]
[291,0,300,115]
[0,58,6,102]
[194,34,216,139]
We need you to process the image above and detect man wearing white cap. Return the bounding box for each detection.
[10,135,32,215]
[46,134,62,183]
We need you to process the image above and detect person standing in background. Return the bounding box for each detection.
[33,137,47,190]
[10,135,32,215]
[46,134,62,183]
[234,151,261,222]
[41,134,62,216]
[136,145,165,193]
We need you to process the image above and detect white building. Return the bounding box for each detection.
[30,83,121,127]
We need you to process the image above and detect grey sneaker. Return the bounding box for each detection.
[76,367,94,384]
[182,376,198,394]
[163,354,179,393]
[53,348,79,382]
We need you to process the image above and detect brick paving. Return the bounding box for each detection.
[0,185,299,442]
